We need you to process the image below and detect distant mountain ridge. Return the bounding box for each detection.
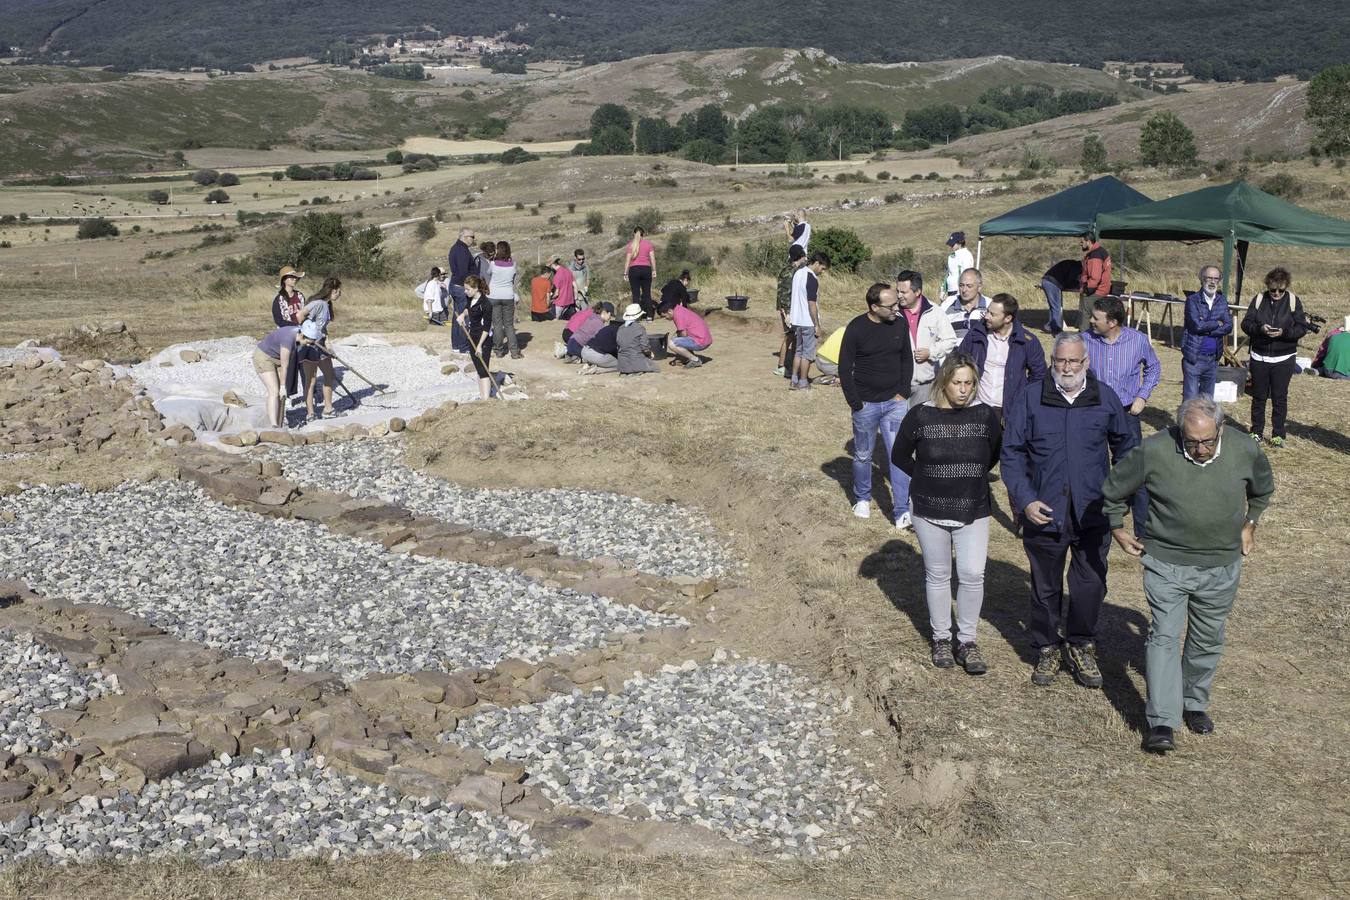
[0,0,1344,79]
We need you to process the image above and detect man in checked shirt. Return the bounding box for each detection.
[1085,295,1161,539]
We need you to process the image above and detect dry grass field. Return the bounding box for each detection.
[1,145,1347,897]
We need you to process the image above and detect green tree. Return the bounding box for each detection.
[1081,135,1108,173]
[635,117,683,154]
[146,189,170,204]
[589,125,634,155]
[735,108,793,163]
[1308,64,1350,155]
[681,104,730,146]
[809,226,872,273]
[205,189,231,203]
[386,150,404,165]
[681,138,725,164]
[217,172,241,187]
[901,104,964,143]
[1138,111,1198,166]
[191,169,220,186]
[252,212,397,280]
[589,103,632,140]
[76,218,119,240]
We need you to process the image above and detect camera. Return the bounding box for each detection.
[1307,313,1327,334]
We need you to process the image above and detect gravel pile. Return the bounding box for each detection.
[263,440,735,578]
[0,482,681,678]
[0,629,116,756]
[445,660,875,856]
[0,750,543,866]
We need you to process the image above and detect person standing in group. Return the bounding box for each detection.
[1078,234,1112,329]
[775,245,807,377]
[895,269,957,408]
[1241,267,1310,447]
[623,226,657,318]
[838,284,914,530]
[616,303,658,375]
[447,227,476,352]
[458,275,495,401]
[568,248,590,304]
[943,232,975,300]
[297,276,341,421]
[658,299,712,369]
[785,209,811,259]
[789,252,830,390]
[271,266,306,327]
[940,268,991,343]
[1085,295,1161,538]
[958,293,1046,424]
[1001,332,1135,688]
[551,256,578,320]
[476,240,496,284]
[1039,258,1082,336]
[893,353,1003,674]
[487,240,522,359]
[529,265,555,322]
[419,266,448,326]
[1102,397,1274,753]
[1181,265,1233,400]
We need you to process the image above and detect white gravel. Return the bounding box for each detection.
[445,660,876,857]
[0,481,682,679]
[0,750,543,866]
[0,629,116,756]
[262,440,735,578]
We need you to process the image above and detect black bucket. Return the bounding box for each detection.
[686,288,700,306]
[649,333,669,359]
[726,295,749,311]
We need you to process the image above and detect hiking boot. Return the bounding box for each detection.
[1064,642,1103,689]
[1270,436,1285,448]
[684,358,703,369]
[955,641,988,675]
[1031,646,1060,686]
[931,638,956,669]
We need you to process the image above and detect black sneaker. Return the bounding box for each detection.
[931,638,956,669]
[1031,645,1060,685]
[955,641,988,675]
[1064,642,1103,689]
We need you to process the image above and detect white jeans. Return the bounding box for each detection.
[912,515,990,644]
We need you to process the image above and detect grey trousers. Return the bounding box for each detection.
[913,515,991,644]
[490,297,518,354]
[1141,554,1242,729]
[580,347,618,370]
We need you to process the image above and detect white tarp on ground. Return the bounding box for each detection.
[126,334,492,442]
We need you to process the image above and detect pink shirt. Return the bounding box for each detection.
[627,239,654,269]
[552,265,576,307]
[672,305,711,346]
[902,305,923,344]
[569,306,596,332]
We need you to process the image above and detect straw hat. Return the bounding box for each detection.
[278,265,305,281]
[622,303,643,323]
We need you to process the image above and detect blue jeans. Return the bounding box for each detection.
[448,284,471,352]
[1181,356,1217,400]
[1040,278,1063,332]
[850,398,910,518]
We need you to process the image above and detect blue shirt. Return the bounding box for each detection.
[1084,327,1161,408]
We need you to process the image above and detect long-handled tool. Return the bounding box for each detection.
[311,343,392,396]
[461,322,506,403]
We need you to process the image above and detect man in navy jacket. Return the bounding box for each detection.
[1181,265,1234,400]
[1002,331,1136,690]
[958,293,1046,422]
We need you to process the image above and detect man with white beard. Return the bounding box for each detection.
[1001,332,1136,689]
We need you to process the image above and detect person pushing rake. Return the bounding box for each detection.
[458,275,499,401]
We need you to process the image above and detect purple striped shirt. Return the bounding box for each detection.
[1084,327,1161,407]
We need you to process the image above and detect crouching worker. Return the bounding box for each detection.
[459,275,495,400]
[563,302,609,363]
[659,299,712,369]
[580,305,620,374]
[617,303,658,375]
[255,324,313,428]
[815,324,844,385]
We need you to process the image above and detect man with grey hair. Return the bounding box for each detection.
[1102,396,1274,753]
[447,227,477,353]
[940,267,992,342]
[1002,331,1135,688]
[1181,264,1234,400]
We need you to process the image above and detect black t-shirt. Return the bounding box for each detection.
[588,322,621,356]
[659,279,689,308]
[838,314,914,410]
[1043,259,1083,289]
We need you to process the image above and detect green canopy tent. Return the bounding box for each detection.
[975,175,1153,267]
[1095,179,1350,301]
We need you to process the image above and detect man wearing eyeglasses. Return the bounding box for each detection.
[568,249,590,303]
[1181,265,1233,400]
[447,228,477,353]
[1102,396,1274,754]
[1002,332,1135,689]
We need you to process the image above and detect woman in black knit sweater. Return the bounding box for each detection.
[892,353,1003,674]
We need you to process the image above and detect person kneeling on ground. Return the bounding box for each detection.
[659,299,712,368]
[815,324,844,385]
[617,303,658,375]
[580,305,621,374]
[459,275,495,400]
[562,302,609,363]
[530,264,556,322]
[254,324,313,428]
[892,353,1003,675]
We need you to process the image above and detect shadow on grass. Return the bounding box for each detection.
[821,447,895,523]
[859,537,1150,733]
[1284,419,1350,455]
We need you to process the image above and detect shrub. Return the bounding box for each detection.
[386,150,404,165]
[1139,111,1199,167]
[252,212,398,280]
[500,146,539,165]
[415,218,437,241]
[585,211,604,234]
[810,226,872,273]
[644,176,678,187]
[77,217,120,240]
[884,192,905,204]
[860,248,917,281]
[217,172,241,187]
[567,202,576,213]
[615,206,663,237]
[147,189,170,204]
[191,169,220,186]
[877,171,891,180]
[1259,172,1303,199]
[1081,135,1108,173]
[740,236,787,276]
[1329,185,1348,200]
[204,189,231,203]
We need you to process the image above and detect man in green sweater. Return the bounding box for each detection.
[1102,396,1275,754]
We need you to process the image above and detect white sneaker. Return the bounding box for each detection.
[852,501,871,519]
[896,512,913,531]
[553,341,568,359]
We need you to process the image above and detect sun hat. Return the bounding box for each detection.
[300,320,324,341]
[622,303,643,323]
[946,231,966,246]
[278,265,305,280]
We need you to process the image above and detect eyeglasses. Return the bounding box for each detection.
[1268,288,1287,296]
[1051,357,1087,368]
[1183,436,1219,450]
[1202,276,1220,283]
[873,302,900,311]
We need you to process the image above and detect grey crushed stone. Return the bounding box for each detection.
[0,628,116,756]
